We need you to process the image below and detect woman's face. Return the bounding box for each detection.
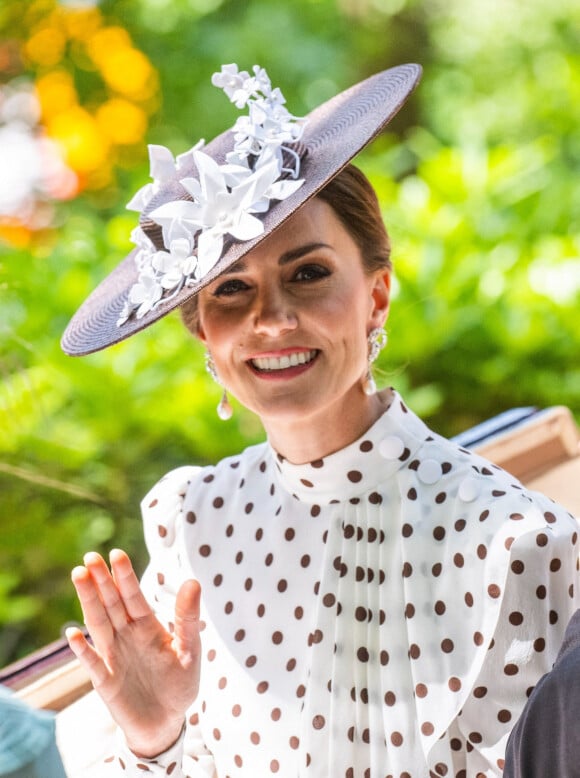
[196,197,391,438]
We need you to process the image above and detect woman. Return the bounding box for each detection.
[62,63,579,777]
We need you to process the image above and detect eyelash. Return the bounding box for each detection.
[213,279,249,297]
[293,263,330,282]
[212,263,330,297]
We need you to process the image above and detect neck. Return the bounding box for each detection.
[263,387,394,464]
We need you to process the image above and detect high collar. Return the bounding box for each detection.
[271,391,432,504]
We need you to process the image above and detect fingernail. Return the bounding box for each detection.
[71,565,87,580]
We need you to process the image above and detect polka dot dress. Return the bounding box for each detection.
[113,392,580,778]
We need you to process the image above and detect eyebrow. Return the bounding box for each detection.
[223,242,332,274]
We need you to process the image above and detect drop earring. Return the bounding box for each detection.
[217,390,233,421]
[362,327,387,396]
[205,351,233,420]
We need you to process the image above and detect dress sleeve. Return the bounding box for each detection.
[107,467,218,778]
[503,609,580,778]
[451,516,579,775]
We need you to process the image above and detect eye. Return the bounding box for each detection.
[212,278,250,297]
[293,263,330,282]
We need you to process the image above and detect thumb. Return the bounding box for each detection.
[174,579,202,657]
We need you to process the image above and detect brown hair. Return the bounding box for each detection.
[181,163,391,334]
[317,163,391,274]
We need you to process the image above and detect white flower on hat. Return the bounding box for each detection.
[127,265,164,320]
[126,140,204,213]
[154,235,197,291]
[118,64,307,326]
[151,148,298,275]
[212,64,272,109]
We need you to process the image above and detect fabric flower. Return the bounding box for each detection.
[128,263,164,319]
[150,149,281,275]
[154,240,197,290]
[211,64,251,103]
[126,141,204,213]
[212,64,273,109]
[118,63,306,328]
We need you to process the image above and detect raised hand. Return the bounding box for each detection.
[66,548,201,758]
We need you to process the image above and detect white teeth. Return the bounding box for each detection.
[252,350,317,371]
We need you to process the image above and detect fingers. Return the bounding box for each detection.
[109,548,152,621]
[88,552,135,629]
[71,550,143,650]
[72,549,201,669]
[174,579,202,660]
[71,562,116,651]
[66,626,112,693]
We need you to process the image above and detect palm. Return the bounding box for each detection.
[67,549,201,757]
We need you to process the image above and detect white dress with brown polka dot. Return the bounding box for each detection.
[112,392,580,778]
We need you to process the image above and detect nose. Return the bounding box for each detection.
[252,283,298,336]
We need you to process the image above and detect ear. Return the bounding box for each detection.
[196,322,207,345]
[194,308,208,345]
[369,269,391,329]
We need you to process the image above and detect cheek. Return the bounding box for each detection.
[319,280,374,324]
[197,300,238,345]
[201,317,248,374]
[305,279,361,314]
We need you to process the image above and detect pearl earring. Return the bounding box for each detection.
[362,328,387,396]
[205,351,233,420]
[217,391,233,421]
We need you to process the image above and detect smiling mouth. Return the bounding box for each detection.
[250,349,319,372]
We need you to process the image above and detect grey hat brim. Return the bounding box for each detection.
[61,63,422,356]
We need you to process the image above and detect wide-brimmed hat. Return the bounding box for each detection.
[61,62,421,356]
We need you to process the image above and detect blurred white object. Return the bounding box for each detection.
[0,80,76,228]
[56,690,117,778]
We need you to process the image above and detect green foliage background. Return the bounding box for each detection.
[1,0,580,663]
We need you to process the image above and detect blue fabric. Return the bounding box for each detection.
[0,686,66,777]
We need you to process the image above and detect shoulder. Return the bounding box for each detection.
[140,465,203,550]
[182,440,272,510]
[399,430,578,603]
[408,429,577,536]
[140,442,270,546]
[194,440,271,483]
[141,465,202,512]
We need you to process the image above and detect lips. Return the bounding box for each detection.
[250,349,318,372]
